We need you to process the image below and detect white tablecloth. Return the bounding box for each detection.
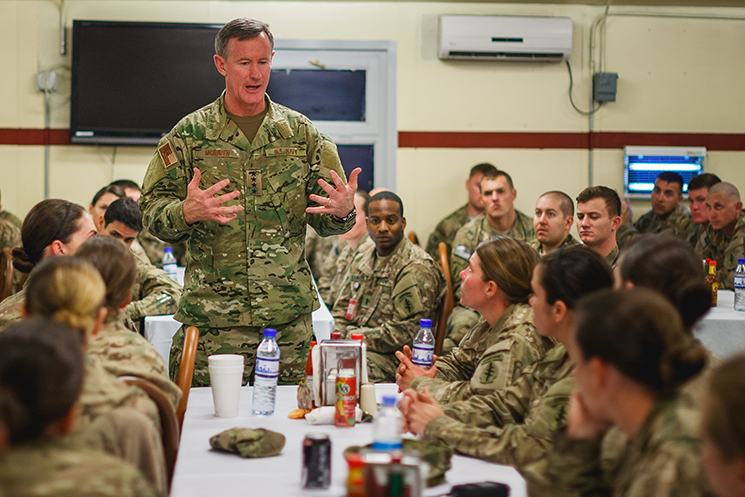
[693,290,745,358]
[171,384,527,497]
[144,293,335,366]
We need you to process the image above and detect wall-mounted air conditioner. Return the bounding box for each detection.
[439,15,573,62]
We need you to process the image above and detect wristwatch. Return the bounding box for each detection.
[333,208,356,223]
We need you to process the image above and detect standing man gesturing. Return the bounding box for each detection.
[140,18,360,386]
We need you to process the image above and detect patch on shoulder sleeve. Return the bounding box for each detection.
[452,245,472,261]
[158,141,179,170]
[393,274,424,319]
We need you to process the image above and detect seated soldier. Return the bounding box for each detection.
[617,171,694,248]
[445,169,535,353]
[396,236,554,404]
[576,186,622,268]
[531,191,578,255]
[695,182,745,290]
[0,318,158,497]
[686,173,721,247]
[89,184,126,232]
[98,198,181,325]
[425,162,497,260]
[317,190,372,305]
[331,191,445,382]
[111,179,171,268]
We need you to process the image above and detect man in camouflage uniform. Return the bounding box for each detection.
[317,190,371,306]
[425,162,497,260]
[617,171,694,248]
[332,192,445,382]
[306,227,338,281]
[97,198,181,329]
[686,173,722,248]
[140,19,358,386]
[576,186,622,268]
[695,182,745,289]
[445,169,535,353]
[530,191,578,256]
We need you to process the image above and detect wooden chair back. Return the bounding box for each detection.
[175,326,199,429]
[123,378,179,491]
[408,231,420,246]
[0,247,14,302]
[435,242,455,356]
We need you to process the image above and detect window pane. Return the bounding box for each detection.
[267,70,366,121]
[337,145,374,192]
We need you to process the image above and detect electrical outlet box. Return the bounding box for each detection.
[593,72,618,102]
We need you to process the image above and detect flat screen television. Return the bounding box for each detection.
[70,20,224,145]
[624,146,707,198]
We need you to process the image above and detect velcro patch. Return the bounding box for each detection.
[453,245,472,261]
[158,141,179,170]
[265,147,305,157]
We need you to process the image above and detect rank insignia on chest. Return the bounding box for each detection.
[246,170,263,194]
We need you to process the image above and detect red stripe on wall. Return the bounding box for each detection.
[1,128,744,151]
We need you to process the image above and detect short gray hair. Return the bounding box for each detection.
[215,18,274,58]
[709,182,741,203]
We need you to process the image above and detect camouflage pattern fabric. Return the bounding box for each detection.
[317,234,372,306]
[548,395,714,497]
[425,204,471,261]
[411,305,555,403]
[137,229,169,268]
[529,233,579,256]
[140,92,354,331]
[0,437,158,497]
[449,210,535,301]
[0,215,21,251]
[210,427,286,458]
[617,205,695,249]
[422,345,575,497]
[170,313,313,387]
[77,354,161,432]
[306,226,338,281]
[606,245,621,270]
[332,238,445,383]
[124,251,181,321]
[88,316,182,410]
[0,287,23,332]
[687,222,711,250]
[0,209,23,230]
[695,210,745,289]
[441,306,480,356]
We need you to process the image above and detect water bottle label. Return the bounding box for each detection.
[412,344,434,367]
[735,275,745,288]
[255,357,279,378]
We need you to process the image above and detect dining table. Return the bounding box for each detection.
[693,290,745,358]
[170,384,528,497]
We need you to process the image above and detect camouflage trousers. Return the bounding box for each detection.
[170,313,314,387]
[367,350,398,384]
[441,306,480,355]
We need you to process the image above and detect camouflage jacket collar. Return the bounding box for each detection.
[491,302,531,334]
[357,237,411,279]
[206,92,295,151]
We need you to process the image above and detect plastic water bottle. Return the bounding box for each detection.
[411,319,435,369]
[372,395,403,452]
[735,259,745,311]
[163,247,178,282]
[252,328,280,415]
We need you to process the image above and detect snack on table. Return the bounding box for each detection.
[288,408,312,419]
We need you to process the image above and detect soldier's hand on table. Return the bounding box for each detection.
[306,168,362,218]
[183,168,244,225]
[566,391,609,440]
[401,388,442,436]
[395,345,438,392]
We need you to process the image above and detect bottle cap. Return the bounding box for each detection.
[739,259,745,264]
[263,328,277,339]
[419,319,432,328]
[711,261,717,268]
[164,247,173,253]
[310,340,317,347]
[330,332,342,340]
[382,395,397,407]
[351,333,364,341]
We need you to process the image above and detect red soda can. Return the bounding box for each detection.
[335,370,357,428]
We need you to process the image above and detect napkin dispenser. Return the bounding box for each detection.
[313,339,368,406]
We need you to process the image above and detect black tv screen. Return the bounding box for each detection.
[70,20,224,145]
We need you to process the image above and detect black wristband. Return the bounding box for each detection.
[333,208,356,223]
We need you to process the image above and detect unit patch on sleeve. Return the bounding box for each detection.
[158,141,179,170]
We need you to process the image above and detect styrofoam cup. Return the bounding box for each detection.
[208,354,245,417]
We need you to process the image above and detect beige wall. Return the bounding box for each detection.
[1,1,743,242]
